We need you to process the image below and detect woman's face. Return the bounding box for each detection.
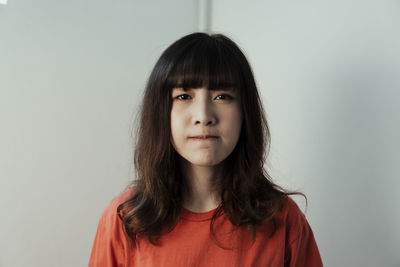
[170,87,242,167]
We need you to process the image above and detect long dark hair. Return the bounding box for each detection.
[117,32,303,248]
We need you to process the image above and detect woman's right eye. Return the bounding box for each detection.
[176,94,191,100]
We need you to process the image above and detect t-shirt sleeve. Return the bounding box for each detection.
[284,199,323,267]
[88,193,132,267]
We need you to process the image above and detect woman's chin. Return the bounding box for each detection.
[186,157,222,168]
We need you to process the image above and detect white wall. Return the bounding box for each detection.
[0,1,197,266]
[211,1,400,266]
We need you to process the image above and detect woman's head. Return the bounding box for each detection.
[137,32,269,176]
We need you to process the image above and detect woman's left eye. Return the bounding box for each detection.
[215,94,233,100]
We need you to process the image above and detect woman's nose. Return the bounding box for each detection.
[192,97,216,126]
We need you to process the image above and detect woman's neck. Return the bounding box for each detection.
[180,160,221,212]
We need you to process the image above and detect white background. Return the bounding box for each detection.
[1,1,399,266]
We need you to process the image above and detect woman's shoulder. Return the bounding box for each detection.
[276,197,323,265]
[109,188,135,208]
[276,196,319,246]
[100,188,135,222]
[278,196,306,216]
[89,189,135,266]
[275,196,309,230]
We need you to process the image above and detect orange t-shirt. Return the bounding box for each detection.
[89,189,323,266]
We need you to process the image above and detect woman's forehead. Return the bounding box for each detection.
[171,86,236,92]
[169,76,238,91]
[166,61,240,89]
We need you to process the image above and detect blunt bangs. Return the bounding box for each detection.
[165,36,242,92]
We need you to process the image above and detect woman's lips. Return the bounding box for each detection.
[189,136,219,140]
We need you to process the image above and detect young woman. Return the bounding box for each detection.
[89,32,323,266]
